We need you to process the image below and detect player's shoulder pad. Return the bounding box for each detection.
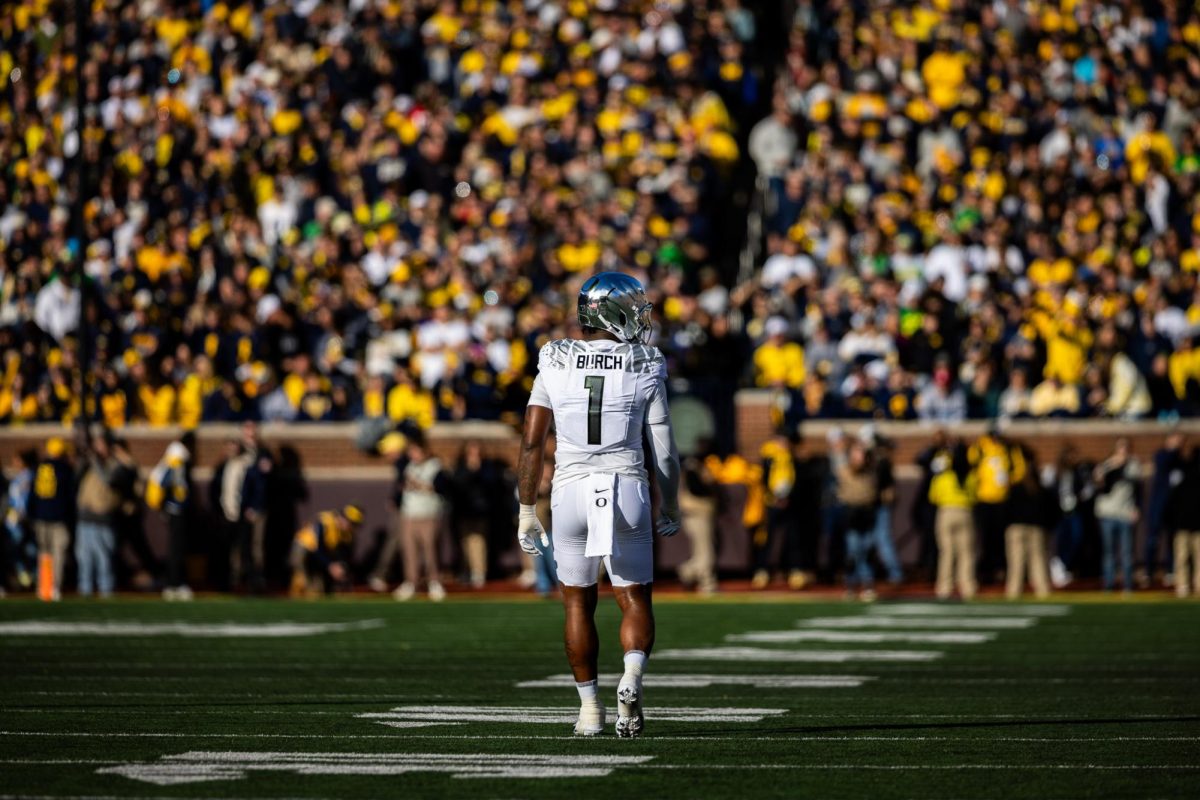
[627,343,666,377]
[538,339,573,371]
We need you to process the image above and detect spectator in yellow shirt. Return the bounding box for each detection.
[1168,336,1200,412]
[968,427,1026,586]
[387,365,435,431]
[138,381,177,427]
[927,438,976,600]
[921,40,966,110]
[753,317,805,388]
[1043,317,1092,386]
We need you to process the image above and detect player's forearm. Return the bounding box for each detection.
[517,403,552,506]
[647,418,681,515]
[516,441,543,507]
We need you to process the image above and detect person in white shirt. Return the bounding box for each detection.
[393,436,447,603]
[517,272,681,740]
[760,235,816,290]
[925,234,969,302]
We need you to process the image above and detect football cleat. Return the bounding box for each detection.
[615,681,644,739]
[574,702,606,736]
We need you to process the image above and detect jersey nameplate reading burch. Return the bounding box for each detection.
[577,353,623,371]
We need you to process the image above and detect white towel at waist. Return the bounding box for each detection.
[584,472,618,558]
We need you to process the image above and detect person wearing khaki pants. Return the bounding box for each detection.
[1003,445,1053,600]
[30,437,75,602]
[33,521,70,597]
[1166,447,1200,597]
[927,439,976,600]
[1005,524,1050,599]
[393,437,447,602]
[1174,531,1200,598]
[677,455,718,594]
[935,506,976,599]
[400,514,442,590]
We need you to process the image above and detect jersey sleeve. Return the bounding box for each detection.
[641,346,669,424]
[528,340,567,410]
[643,370,680,516]
[645,372,670,424]
[528,373,551,409]
[537,340,570,372]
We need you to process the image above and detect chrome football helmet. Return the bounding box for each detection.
[577,272,653,344]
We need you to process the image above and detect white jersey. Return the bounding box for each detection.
[528,338,669,488]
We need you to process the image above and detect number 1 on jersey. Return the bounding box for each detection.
[583,375,605,445]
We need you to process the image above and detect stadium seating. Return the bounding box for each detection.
[0,0,759,431]
[4,1,1199,433]
[744,0,1200,425]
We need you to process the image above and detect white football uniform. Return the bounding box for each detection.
[527,338,677,587]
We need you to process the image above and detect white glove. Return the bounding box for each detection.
[656,507,681,538]
[517,504,550,555]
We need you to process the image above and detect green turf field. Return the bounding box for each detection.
[1,596,1197,799]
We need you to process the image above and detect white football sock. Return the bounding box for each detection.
[576,679,599,704]
[623,650,647,680]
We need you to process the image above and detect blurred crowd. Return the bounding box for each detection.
[0,0,760,443]
[744,0,1200,429]
[4,0,1200,446]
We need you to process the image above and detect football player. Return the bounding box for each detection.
[516,272,681,738]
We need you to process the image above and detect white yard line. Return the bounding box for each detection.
[727,630,995,644]
[96,752,655,784]
[800,616,1036,629]
[356,706,788,728]
[0,620,385,637]
[1,731,1198,743]
[514,673,874,689]
[869,603,1069,617]
[3,757,1198,771]
[656,647,944,663]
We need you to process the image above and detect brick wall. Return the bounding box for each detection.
[1,399,1197,470]
[734,390,1200,465]
[0,422,521,470]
